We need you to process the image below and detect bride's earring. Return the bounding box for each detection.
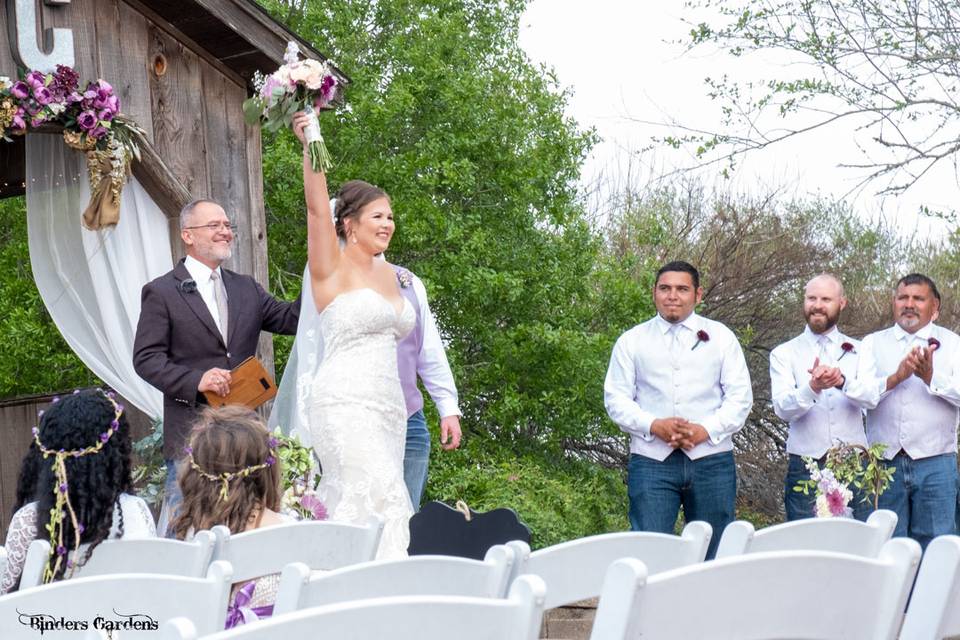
[351,234,358,244]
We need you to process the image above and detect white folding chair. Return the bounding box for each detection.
[0,560,233,639]
[273,544,515,615]
[590,537,920,640]
[161,574,547,640]
[507,521,711,608]
[900,535,960,640]
[715,509,897,558]
[211,517,383,582]
[18,531,215,588]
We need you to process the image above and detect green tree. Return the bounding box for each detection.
[0,196,97,396]
[674,0,960,199]
[259,0,649,457]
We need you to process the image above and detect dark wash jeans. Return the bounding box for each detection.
[627,449,736,559]
[877,451,957,550]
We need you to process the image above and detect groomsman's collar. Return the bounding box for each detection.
[804,325,841,346]
[655,311,700,334]
[893,321,934,342]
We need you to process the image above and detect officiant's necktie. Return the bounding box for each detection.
[210,271,229,343]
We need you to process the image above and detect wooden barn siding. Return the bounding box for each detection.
[40,0,279,370]
[0,392,153,541]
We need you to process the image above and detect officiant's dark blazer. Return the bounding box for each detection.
[133,259,300,458]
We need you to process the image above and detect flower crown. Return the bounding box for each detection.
[185,436,279,502]
[32,389,124,583]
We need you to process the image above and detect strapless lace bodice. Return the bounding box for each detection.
[306,287,415,559]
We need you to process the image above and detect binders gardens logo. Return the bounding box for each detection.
[17,609,159,635]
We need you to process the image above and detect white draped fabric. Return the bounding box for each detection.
[26,134,172,419]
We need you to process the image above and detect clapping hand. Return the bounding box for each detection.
[908,345,936,385]
[808,357,844,392]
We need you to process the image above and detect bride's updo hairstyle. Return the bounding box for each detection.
[172,406,282,539]
[334,180,389,240]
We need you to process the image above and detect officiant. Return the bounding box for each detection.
[133,199,300,534]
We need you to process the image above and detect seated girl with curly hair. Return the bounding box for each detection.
[1,389,156,593]
[172,405,290,627]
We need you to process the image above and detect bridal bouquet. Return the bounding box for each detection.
[274,431,327,521]
[794,441,894,517]
[243,41,339,172]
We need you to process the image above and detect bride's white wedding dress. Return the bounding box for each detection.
[305,287,415,559]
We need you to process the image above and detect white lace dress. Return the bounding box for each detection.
[0,493,156,593]
[305,288,415,559]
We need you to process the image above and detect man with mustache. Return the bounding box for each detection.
[846,273,960,547]
[605,260,752,559]
[769,274,869,520]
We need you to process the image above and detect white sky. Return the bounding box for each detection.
[518,1,958,239]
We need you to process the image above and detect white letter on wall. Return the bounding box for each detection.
[8,0,75,72]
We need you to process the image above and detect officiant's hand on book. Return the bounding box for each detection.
[199,367,232,397]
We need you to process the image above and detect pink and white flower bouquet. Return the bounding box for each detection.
[243,41,339,172]
[805,458,854,518]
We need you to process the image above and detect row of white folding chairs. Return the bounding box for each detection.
[160,535,960,640]
[16,516,385,589]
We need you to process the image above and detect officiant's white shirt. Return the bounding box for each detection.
[184,255,225,332]
[604,312,752,461]
[844,322,960,460]
[769,326,866,458]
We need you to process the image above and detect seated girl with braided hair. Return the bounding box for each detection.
[0,389,156,593]
[172,405,291,628]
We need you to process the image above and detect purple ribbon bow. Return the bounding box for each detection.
[224,581,274,629]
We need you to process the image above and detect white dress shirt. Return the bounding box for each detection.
[604,312,753,461]
[845,322,960,460]
[183,255,225,332]
[411,274,460,417]
[769,326,866,457]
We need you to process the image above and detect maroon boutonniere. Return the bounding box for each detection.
[691,329,710,351]
[838,341,855,361]
[928,337,941,351]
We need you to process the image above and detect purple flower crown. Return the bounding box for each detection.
[185,436,279,502]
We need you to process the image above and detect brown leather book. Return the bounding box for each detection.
[202,356,277,409]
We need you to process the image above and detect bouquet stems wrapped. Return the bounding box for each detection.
[243,42,339,172]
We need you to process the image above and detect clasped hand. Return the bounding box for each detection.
[651,417,709,450]
[808,357,844,392]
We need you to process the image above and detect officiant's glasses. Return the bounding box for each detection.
[184,221,238,232]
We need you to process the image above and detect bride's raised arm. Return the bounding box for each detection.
[292,112,338,284]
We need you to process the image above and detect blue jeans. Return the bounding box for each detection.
[627,450,736,559]
[158,457,183,538]
[784,454,872,522]
[878,452,957,550]
[402,410,430,512]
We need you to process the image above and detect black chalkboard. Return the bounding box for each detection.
[407,501,531,559]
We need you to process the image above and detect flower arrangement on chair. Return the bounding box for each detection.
[274,431,327,521]
[794,441,895,517]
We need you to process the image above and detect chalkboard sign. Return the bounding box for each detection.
[408,501,531,559]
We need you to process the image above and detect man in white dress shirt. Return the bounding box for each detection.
[770,274,869,521]
[604,261,753,559]
[391,263,463,510]
[846,273,960,548]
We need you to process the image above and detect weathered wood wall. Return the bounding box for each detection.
[0,0,289,536]
[0,392,153,541]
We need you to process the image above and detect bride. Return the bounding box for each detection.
[290,112,414,558]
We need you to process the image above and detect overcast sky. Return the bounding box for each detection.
[518,1,957,237]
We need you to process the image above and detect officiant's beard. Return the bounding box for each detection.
[197,243,232,266]
[804,307,839,334]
